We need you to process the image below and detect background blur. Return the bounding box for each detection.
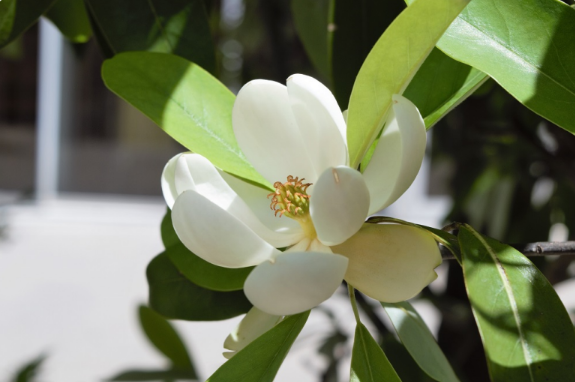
[1,0,575,381]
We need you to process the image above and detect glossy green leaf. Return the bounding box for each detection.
[207,311,310,382]
[436,0,575,135]
[161,209,253,291]
[138,305,196,372]
[459,224,575,381]
[346,0,470,168]
[330,0,404,108]
[45,0,92,43]
[0,0,56,48]
[403,48,488,128]
[85,0,215,72]
[350,323,401,382]
[102,52,269,188]
[147,253,252,321]
[291,0,331,79]
[382,301,460,382]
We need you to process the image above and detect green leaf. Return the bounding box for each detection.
[138,305,196,373]
[85,0,215,73]
[45,0,92,43]
[108,369,196,381]
[436,0,575,135]
[11,354,46,382]
[102,52,269,188]
[403,48,488,128]
[147,253,252,321]
[346,0,470,168]
[382,301,460,382]
[458,224,575,381]
[0,0,56,49]
[161,208,253,291]
[329,0,404,108]
[291,0,331,79]
[350,323,401,382]
[207,311,310,382]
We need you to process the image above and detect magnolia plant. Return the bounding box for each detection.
[7,0,575,379]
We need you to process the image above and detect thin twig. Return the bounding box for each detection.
[440,241,575,260]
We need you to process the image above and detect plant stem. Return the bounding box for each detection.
[347,283,361,324]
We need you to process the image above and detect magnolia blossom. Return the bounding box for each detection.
[162,74,441,337]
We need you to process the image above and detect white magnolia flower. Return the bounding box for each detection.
[162,74,441,327]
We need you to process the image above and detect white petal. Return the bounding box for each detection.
[219,170,301,236]
[244,251,348,315]
[172,190,281,268]
[310,166,370,246]
[287,74,348,174]
[363,95,427,215]
[174,153,303,248]
[233,80,317,184]
[161,153,183,209]
[332,224,442,302]
[223,307,282,358]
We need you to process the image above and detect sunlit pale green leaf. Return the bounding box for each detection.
[138,305,196,373]
[45,0,91,43]
[207,311,310,382]
[85,0,215,72]
[0,0,56,49]
[291,0,331,79]
[350,323,401,382]
[436,0,575,134]
[459,224,575,381]
[147,253,252,321]
[102,52,269,188]
[382,301,460,382]
[330,0,404,108]
[403,48,488,128]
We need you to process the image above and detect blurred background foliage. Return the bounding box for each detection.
[2,0,575,381]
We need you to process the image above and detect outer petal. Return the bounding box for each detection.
[310,166,370,246]
[244,251,348,315]
[172,153,303,248]
[363,95,427,215]
[161,153,182,209]
[332,224,442,302]
[233,80,317,184]
[223,307,282,359]
[172,190,281,268]
[287,74,348,174]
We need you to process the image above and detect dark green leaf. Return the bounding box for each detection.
[45,0,92,43]
[350,323,401,382]
[436,0,575,135]
[102,52,269,188]
[207,311,310,382]
[11,354,46,382]
[108,369,196,381]
[85,0,215,72]
[403,48,488,128]
[161,209,253,291]
[330,0,404,108]
[138,305,196,373]
[459,224,575,381]
[0,0,56,49]
[291,0,331,79]
[147,253,252,321]
[382,301,460,382]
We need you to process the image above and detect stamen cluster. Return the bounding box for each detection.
[268,175,312,218]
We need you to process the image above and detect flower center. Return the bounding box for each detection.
[268,175,316,238]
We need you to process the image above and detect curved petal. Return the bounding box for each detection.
[287,74,348,174]
[161,153,183,209]
[332,224,442,302]
[310,166,370,246]
[244,251,348,315]
[173,153,303,248]
[172,190,281,268]
[223,307,282,359]
[363,95,427,215]
[233,79,317,184]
